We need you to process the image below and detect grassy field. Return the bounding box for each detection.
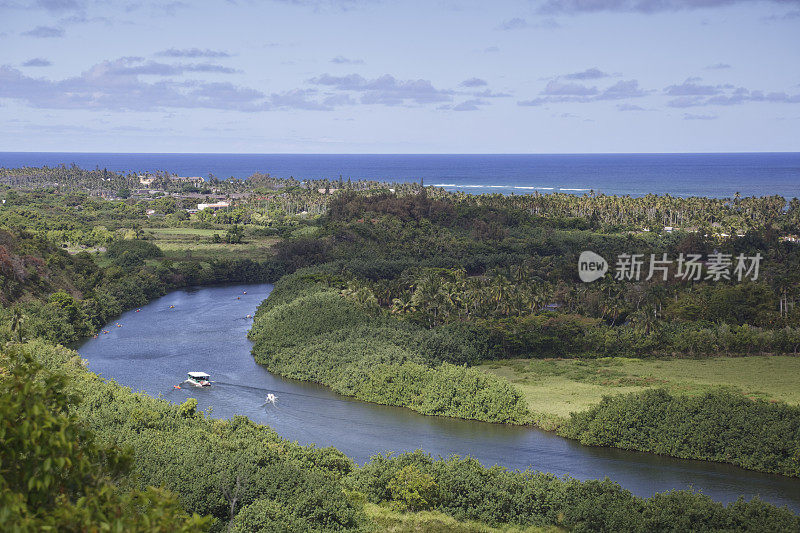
[477,356,800,424]
[145,227,279,262]
[363,504,562,533]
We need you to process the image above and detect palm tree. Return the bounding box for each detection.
[10,308,25,343]
[630,306,658,335]
[390,297,414,315]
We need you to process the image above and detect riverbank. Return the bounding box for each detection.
[76,283,800,510]
[19,336,799,530]
[248,271,800,478]
[247,280,531,425]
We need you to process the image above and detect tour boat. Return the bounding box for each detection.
[185,372,212,387]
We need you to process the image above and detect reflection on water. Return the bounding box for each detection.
[77,283,800,512]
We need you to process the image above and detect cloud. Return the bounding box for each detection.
[711,90,800,105]
[438,98,488,111]
[152,1,190,16]
[22,25,64,38]
[185,81,263,104]
[496,16,560,29]
[330,55,364,64]
[22,57,52,67]
[762,8,800,20]
[617,103,645,111]
[484,46,500,53]
[539,0,800,14]
[453,99,486,111]
[543,80,598,96]
[683,113,717,120]
[665,78,724,96]
[517,98,548,106]
[309,73,454,105]
[460,77,487,87]
[564,67,610,80]
[269,89,330,110]
[157,48,232,58]
[35,0,82,11]
[322,93,357,106]
[309,73,366,89]
[598,79,646,99]
[705,63,731,70]
[496,17,528,30]
[667,96,705,107]
[93,58,239,76]
[183,63,238,74]
[58,13,113,26]
[666,82,800,107]
[0,60,266,112]
[472,89,512,98]
[519,79,647,105]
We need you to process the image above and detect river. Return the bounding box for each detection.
[75,283,800,512]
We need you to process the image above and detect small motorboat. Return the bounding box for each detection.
[265,393,277,405]
[185,372,212,387]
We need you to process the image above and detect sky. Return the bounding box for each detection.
[0,0,798,153]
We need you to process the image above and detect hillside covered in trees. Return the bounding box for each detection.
[2,166,800,530]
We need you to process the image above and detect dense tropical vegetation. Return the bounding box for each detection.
[247,187,800,475]
[4,341,799,531]
[560,388,800,476]
[1,164,799,529]
[249,273,530,424]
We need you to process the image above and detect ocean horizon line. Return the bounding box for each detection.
[2,152,797,199]
[2,151,799,156]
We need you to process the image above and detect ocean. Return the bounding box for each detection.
[1,152,798,199]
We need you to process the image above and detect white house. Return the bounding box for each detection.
[197,201,230,211]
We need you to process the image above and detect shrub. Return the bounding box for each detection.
[387,465,439,511]
[559,388,800,477]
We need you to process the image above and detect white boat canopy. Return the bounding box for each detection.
[188,372,210,379]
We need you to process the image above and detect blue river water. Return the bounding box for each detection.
[76,283,800,513]
[2,152,799,198]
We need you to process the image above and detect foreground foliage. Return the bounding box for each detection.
[0,345,211,532]
[4,341,798,531]
[3,341,360,531]
[348,451,800,532]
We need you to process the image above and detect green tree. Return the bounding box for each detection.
[0,345,211,531]
[225,224,245,244]
[386,464,439,511]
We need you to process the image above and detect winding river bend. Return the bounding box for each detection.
[76,283,800,512]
